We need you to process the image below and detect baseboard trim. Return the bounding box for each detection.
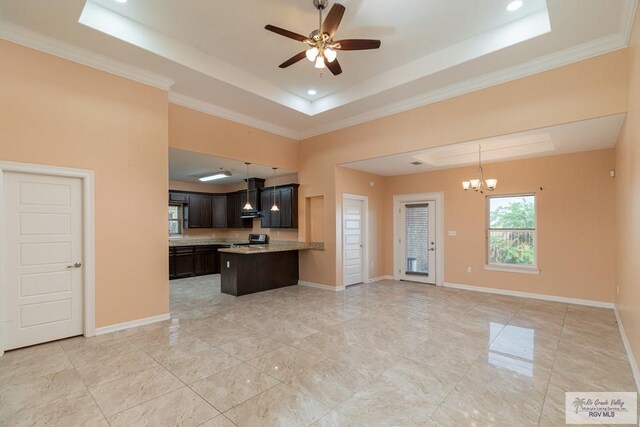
[94,313,171,336]
[614,306,640,393]
[298,281,345,292]
[442,282,614,308]
[368,275,393,283]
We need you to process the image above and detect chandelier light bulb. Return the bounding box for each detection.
[324,48,337,63]
[306,47,319,62]
[462,181,471,191]
[314,55,326,69]
[485,179,498,190]
[470,179,481,190]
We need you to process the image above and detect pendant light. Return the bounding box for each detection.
[462,145,497,192]
[243,162,253,210]
[271,168,280,212]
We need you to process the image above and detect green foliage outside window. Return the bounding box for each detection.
[489,196,535,266]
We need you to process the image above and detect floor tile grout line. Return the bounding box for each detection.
[59,340,112,426]
[534,304,568,425]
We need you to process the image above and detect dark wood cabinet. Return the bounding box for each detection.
[212,195,227,228]
[220,250,299,296]
[169,244,225,279]
[279,186,296,228]
[169,247,175,279]
[169,191,189,203]
[174,246,196,278]
[195,245,216,276]
[188,194,213,228]
[260,184,298,229]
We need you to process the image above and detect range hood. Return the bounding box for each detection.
[241,210,261,219]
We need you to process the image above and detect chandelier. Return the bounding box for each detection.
[462,145,497,192]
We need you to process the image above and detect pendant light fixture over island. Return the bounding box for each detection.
[243,162,253,210]
[271,167,279,212]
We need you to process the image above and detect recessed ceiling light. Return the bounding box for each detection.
[507,0,523,11]
[307,89,317,96]
[114,0,128,3]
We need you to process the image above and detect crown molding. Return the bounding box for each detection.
[298,33,629,140]
[169,92,301,141]
[0,20,174,91]
[621,0,639,45]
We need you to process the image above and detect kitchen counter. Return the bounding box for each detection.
[169,238,246,247]
[218,242,312,254]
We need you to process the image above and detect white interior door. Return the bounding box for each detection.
[343,197,364,286]
[398,201,436,284]
[2,172,84,350]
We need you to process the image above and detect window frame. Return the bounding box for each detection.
[169,204,183,237]
[484,193,540,275]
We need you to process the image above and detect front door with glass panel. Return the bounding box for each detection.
[398,202,436,284]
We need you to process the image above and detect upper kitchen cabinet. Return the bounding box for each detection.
[169,191,189,203]
[188,193,212,228]
[260,184,299,229]
[212,195,227,228]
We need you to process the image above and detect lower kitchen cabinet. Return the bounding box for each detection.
[195,245,218,275]
[169,245,222,280]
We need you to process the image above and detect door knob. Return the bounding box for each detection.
[66,262,82,269]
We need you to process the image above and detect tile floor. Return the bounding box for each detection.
[0,276,637,426]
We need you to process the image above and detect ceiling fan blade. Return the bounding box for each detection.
[326,58,342,76]
[321,3,346,37]
[279,51,307,68]
[335,39,381,50]
[265,25,309,42]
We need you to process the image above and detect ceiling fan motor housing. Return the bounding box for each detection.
[313,0,329,11]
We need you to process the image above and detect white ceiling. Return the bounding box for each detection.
[0,1,636,139]
[169,149,295,184]
[341,114,626,176]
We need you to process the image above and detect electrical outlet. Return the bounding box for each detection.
[467,266,472,273]
[617,286,620,295]
[226,261,230,268]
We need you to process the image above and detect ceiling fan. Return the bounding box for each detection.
[264,0,381,76]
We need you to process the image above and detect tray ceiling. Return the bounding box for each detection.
[0,0,636,139]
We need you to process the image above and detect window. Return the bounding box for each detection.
[169,205,182,236]
[487,194,536,271]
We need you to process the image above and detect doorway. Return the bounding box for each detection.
[393,193,444,285]
[0,162,95,355]
[342,194,368,286]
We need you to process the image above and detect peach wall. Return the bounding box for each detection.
[383,149,616,303]
[615,5,640,378]
[169,104,299,171]
[0,40,169,327]
[299,50,628,287]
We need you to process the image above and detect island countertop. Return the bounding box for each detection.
[218,242,312,254]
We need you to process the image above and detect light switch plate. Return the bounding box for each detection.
[448,231,457,237]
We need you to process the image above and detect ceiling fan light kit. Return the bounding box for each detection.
[265,0,381,76]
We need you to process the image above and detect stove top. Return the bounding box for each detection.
[230,233,269,248]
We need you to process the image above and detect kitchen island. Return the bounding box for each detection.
[218,242,311,296]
